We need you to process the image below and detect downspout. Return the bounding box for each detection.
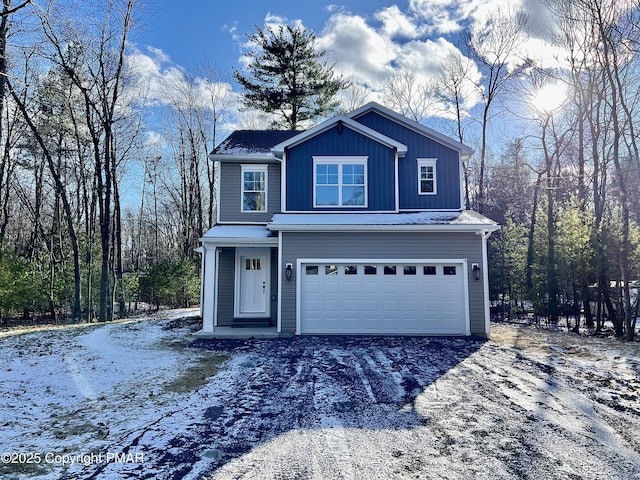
[277,233,283,333]
[280,148,287,212]
[394,147,400,212]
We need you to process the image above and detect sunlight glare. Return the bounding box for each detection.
[532,82,567,113]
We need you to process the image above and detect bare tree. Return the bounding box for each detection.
[0,1,33,242]
[382,68,435,123]
[464,7,528,213]
[34,0,137,322]
[337,79,370,113]
[197,62,234,227]
[433,52,478,208]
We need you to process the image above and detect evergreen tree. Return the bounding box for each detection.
[233,24,348,129]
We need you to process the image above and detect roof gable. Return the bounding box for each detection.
[271,115,408,158]
[348,102,474,160]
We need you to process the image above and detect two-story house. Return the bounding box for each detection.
[197,102,499,337]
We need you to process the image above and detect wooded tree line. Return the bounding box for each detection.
[478,0,640,340]
[0,0,211,322]
[0,0,638,341]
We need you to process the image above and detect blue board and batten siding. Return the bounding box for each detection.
[285,124,397,211]
[354,111,463,210]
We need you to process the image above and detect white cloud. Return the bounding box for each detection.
[125,47,237,115]
[318,12,397,90]
[374,5,421,39]
[315,6,491,119]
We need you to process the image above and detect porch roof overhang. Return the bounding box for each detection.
[268,211,500,234]
[200,225,279,247]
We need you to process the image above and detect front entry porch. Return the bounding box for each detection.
[198,225,279,335]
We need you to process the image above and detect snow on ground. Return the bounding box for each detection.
[1,314,640,480]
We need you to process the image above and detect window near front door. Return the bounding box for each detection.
[417,158,437,195]
[242,165,267,212]
[313,157,367,207]
[245,258,262,270]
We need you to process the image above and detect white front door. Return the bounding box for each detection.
[236,249,270,317]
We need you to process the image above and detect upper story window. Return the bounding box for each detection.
[313,156,368,207]
[417,158,437,195]
[241,164,267,212]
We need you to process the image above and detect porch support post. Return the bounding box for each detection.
[201,243,217,333]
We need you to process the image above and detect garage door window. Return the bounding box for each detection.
[404,266,417,275]
[424,266,436,275]
[384,266,397,275]
[345,265,358,275]
[364,265,377,275]
[443,266,457,275]
[325,265,339,275]
[305,266,318,275]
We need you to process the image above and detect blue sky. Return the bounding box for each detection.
[127,0,561,136]
[137,1,401,72]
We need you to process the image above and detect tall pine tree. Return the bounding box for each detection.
[233,24,348,129]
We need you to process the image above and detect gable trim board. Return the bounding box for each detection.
[272,115,408,157]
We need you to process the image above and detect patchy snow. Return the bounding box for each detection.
[1,316,640,479]
[269,210,500,228]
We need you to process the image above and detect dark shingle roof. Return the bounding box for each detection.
[212,130,303,156]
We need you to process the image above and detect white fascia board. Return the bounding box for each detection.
[272,115,408,156]
[200,237,278,247]
[347,102,474,159]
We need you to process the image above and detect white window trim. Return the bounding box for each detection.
[417,158,437,196]
[312,156,368,208]
[241,164,268,213]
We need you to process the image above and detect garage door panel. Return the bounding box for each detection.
[300,261,467,335]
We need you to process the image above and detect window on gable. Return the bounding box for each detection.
[313,157,367,207]
[417,158,437,195]
[241,165,267,212]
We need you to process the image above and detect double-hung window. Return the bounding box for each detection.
[417,158,437,195]
[241,164,267,212]
[313,156,367,207]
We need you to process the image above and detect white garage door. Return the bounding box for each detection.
[299,260,468,335]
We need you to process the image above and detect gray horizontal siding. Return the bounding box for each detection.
[218,162,281,223]
[280,231,486,335]
[217,247,235,326]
